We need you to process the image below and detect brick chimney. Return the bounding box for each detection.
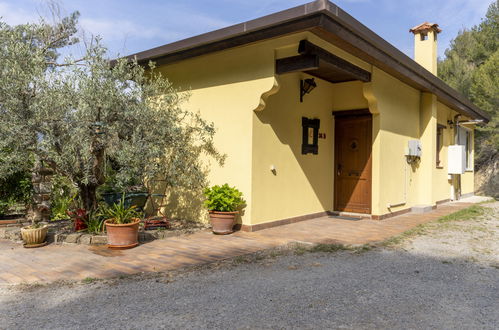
[409,22,442,75]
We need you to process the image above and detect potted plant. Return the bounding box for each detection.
[204,184,245,235]
[21,218,49,248]
[21,222,49,247]
[101,195,141,249]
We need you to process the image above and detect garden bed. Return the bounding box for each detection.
[0,218,209,245]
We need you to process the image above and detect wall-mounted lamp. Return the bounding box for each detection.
[300,78,317,102]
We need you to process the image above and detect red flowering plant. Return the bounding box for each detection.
[67,208,88,231]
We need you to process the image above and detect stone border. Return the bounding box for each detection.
[1,227,207,245]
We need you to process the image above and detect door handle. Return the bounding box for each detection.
[337,164,342,176]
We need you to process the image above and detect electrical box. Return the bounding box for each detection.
[448,145,466,174]
[405,140,422,157]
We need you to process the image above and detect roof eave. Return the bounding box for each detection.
[123,0,490,123]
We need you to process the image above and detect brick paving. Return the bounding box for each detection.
[0,201,476,285]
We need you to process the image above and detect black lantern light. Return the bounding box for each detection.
[300,78,317,102]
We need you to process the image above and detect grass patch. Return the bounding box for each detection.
[382,205,491,247]
[437,205,489,223]
[381,224,428,247]
[478,198,497,205]
[232,256,249,264]
[309,243,350,253]
[81,277,97,284]
[293,244,309,256]
[293,243,373,255]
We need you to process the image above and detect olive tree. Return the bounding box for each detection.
[0,14,223,212]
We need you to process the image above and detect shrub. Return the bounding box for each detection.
[203,184,245,212]
[50,175,79,221]
[85,211,105,234]
[0,171,32,216]
[0,200,10,216]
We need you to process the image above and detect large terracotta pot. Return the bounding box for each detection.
[104,218,140,249]
[209,211,237,235]
[21,225,48,245]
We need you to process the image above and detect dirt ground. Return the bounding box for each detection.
[399,201,499,268]
[1,201,497,329]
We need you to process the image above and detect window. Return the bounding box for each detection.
[458,127,473,170]
[436,124,445,167]
[301,117,320,155]
[466,130,472,170]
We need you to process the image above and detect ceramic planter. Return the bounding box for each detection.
[21,225,48,246]
[208,211,237,235]
[104,218,140,249]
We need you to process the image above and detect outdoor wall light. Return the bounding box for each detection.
[300,78,317,102]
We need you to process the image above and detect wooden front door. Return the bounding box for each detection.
[334,114,372,214]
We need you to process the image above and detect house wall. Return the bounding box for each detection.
[250,73,334,224]
[154,30,474,225]
[251,76,368,225]
[434,102,475,199]
[365,69,475,217]
[154,31,375,226]
[249,34,370,226]
[155,36,281,224]
[435,102,454,202]
[365,67,421,216]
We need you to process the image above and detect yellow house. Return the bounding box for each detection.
[128,0,490,231]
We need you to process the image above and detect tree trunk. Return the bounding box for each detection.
[78,184,98,211]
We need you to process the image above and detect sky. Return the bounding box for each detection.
[0,0,493,60]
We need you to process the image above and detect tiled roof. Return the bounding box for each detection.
[410,22,442,34]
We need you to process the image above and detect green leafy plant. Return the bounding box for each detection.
[0,170,33,216]
[203,184,245,212]
[85,210,105,234]
[51,193,78,221]
[50,175,79,221]
[0,200,10,216]
[0,13,224,214]
[100,194,141,224]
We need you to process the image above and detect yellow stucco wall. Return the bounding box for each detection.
[435,102,475,198]
[364,68,421,215]
[153,31,475,225]
[251,73,334,224]
[155,35,282,224]
[434,102,454,202]
[414,31,438,75]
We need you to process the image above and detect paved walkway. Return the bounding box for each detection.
[0,199,484,285]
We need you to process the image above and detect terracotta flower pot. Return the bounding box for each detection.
[21,225,48,246]
[104,218,140,249]
[208,211,237,235]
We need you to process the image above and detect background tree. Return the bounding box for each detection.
[0,14,223,213]
[0,13,79,216]
[438,0,498,196]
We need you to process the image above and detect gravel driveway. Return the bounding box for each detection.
[1,203,498,330]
